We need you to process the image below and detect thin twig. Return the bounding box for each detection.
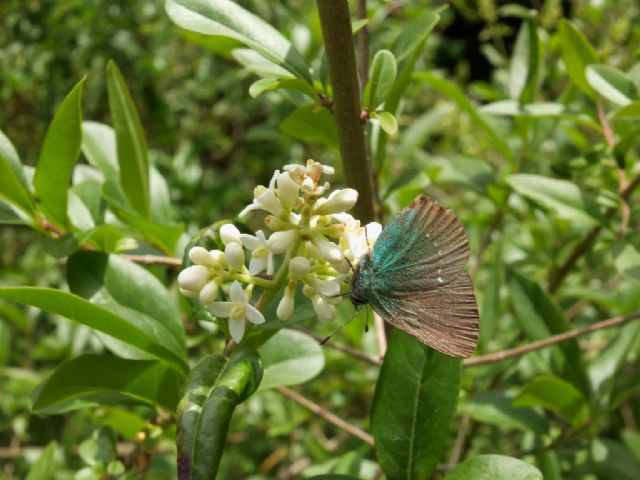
[356,0,369,91]
[464,310,640,366]
[276,386,374,446]
[121,254,182,267]
[447,414,470,466]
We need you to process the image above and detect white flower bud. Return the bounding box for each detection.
[276,289,295,320]
[312,295,337,321]
[310,277,340,297]
[265,215,287,231]
[332,257,352,274]
[199,279,219,305]
[225,242,244,270]
[180,288,199,298]
[289,256,311,276]
[268,230,295,254]
[178,265,210,292]
[220,224,241,245]
[276,172,300,209]
[312,235,344,263]
[313,188,358,215]
[189,246,217,267]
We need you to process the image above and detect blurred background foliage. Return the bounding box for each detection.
[2,0,640,478]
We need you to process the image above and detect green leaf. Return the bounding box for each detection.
[507,269,590,395]
[0,287,187,374]
[372,111,398,135]
[177,349,262,480]
[0,129,36,218]
[589,438,640,480]
[507,174,604,226]
[443,455,542,480]
[81,121,119,182]
[165,0,311,84]
[558,19,598,96]
[33,77,85,228]
[371,330,461,479]
[25,440,57,480]
[622,429,640,465]
[391,9,439,62]
[232,48,294,79]
[280,104,338,147]
[513,374,589,427]
[586,64,639,106]
[106,61,150,217]
[32,354,182,413]
[459,390,548,434]
[257,329,324,390]
[67,251,186,350]
[508,17,540,103]
[247,76,317,100]
[414,73,512,161]
[365,50,397,109]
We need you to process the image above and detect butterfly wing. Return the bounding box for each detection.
[367,195,479,357]
[370,272,479,357]
[370,195,470,293]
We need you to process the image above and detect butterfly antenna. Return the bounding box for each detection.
[320,305,360,344]
[364,226,372,255]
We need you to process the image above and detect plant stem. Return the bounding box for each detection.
[317,0,376,223]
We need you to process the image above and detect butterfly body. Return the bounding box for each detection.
[350,195,479,358]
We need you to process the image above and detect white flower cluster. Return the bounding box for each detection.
[178,160,382,343]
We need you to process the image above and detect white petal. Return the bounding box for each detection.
[240,233,261,251]
[249,256,267,275]
[311,277,340,297]
[313,188,358,215]
[258,189,283,216]
[276,291,294,320]
[312,236,344,263]
[312,295,336,321]
[245,303,265,325]
[220,224,241,245]
[177,265,209,291]
[276,172,300,208]
[365,222,383,244]
[199,280,219,305]
[189,246,217,267]
[228,317,246,343]
[180,288,199,299]
[225,242,245,270]
[208,301,234,317]
[268,230,295,254]
[266,253,274,275]
[228,281,246,303]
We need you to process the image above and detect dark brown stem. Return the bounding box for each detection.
[316,0,376,223]
[464,311,640,366]
[276,386,374,445]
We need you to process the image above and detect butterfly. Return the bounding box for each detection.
[350,195,479,358]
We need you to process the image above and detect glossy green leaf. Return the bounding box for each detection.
[280,104,338,147]
[371,330,461,479]
[93,407,150,440]
[414,73,512,161]
[509,17,540,102]
[391,9,439,62]
[586,64,639,106]
[177,349,262,480]
[507,174,604,226]
[25,440,57,480]
[459,390,548,434]
[0,129,36,218]
[81,121,119,182]
[513,374,589,427]
[365,50,397,109]
[67,251,186,348]
[443,455,542,480]
[558,19,598,96]
[537,451,563,480]
[508,269,590,394]
[257,329,324,390]
[0,199,29,225]
[232,48,293,79]
[33,77,85,228]
[106,61,150,217]
[622,429,640,464]
[165,0,311,84]
[32,354,182,413]
[0,287,187,374]
[373,111,398,135]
